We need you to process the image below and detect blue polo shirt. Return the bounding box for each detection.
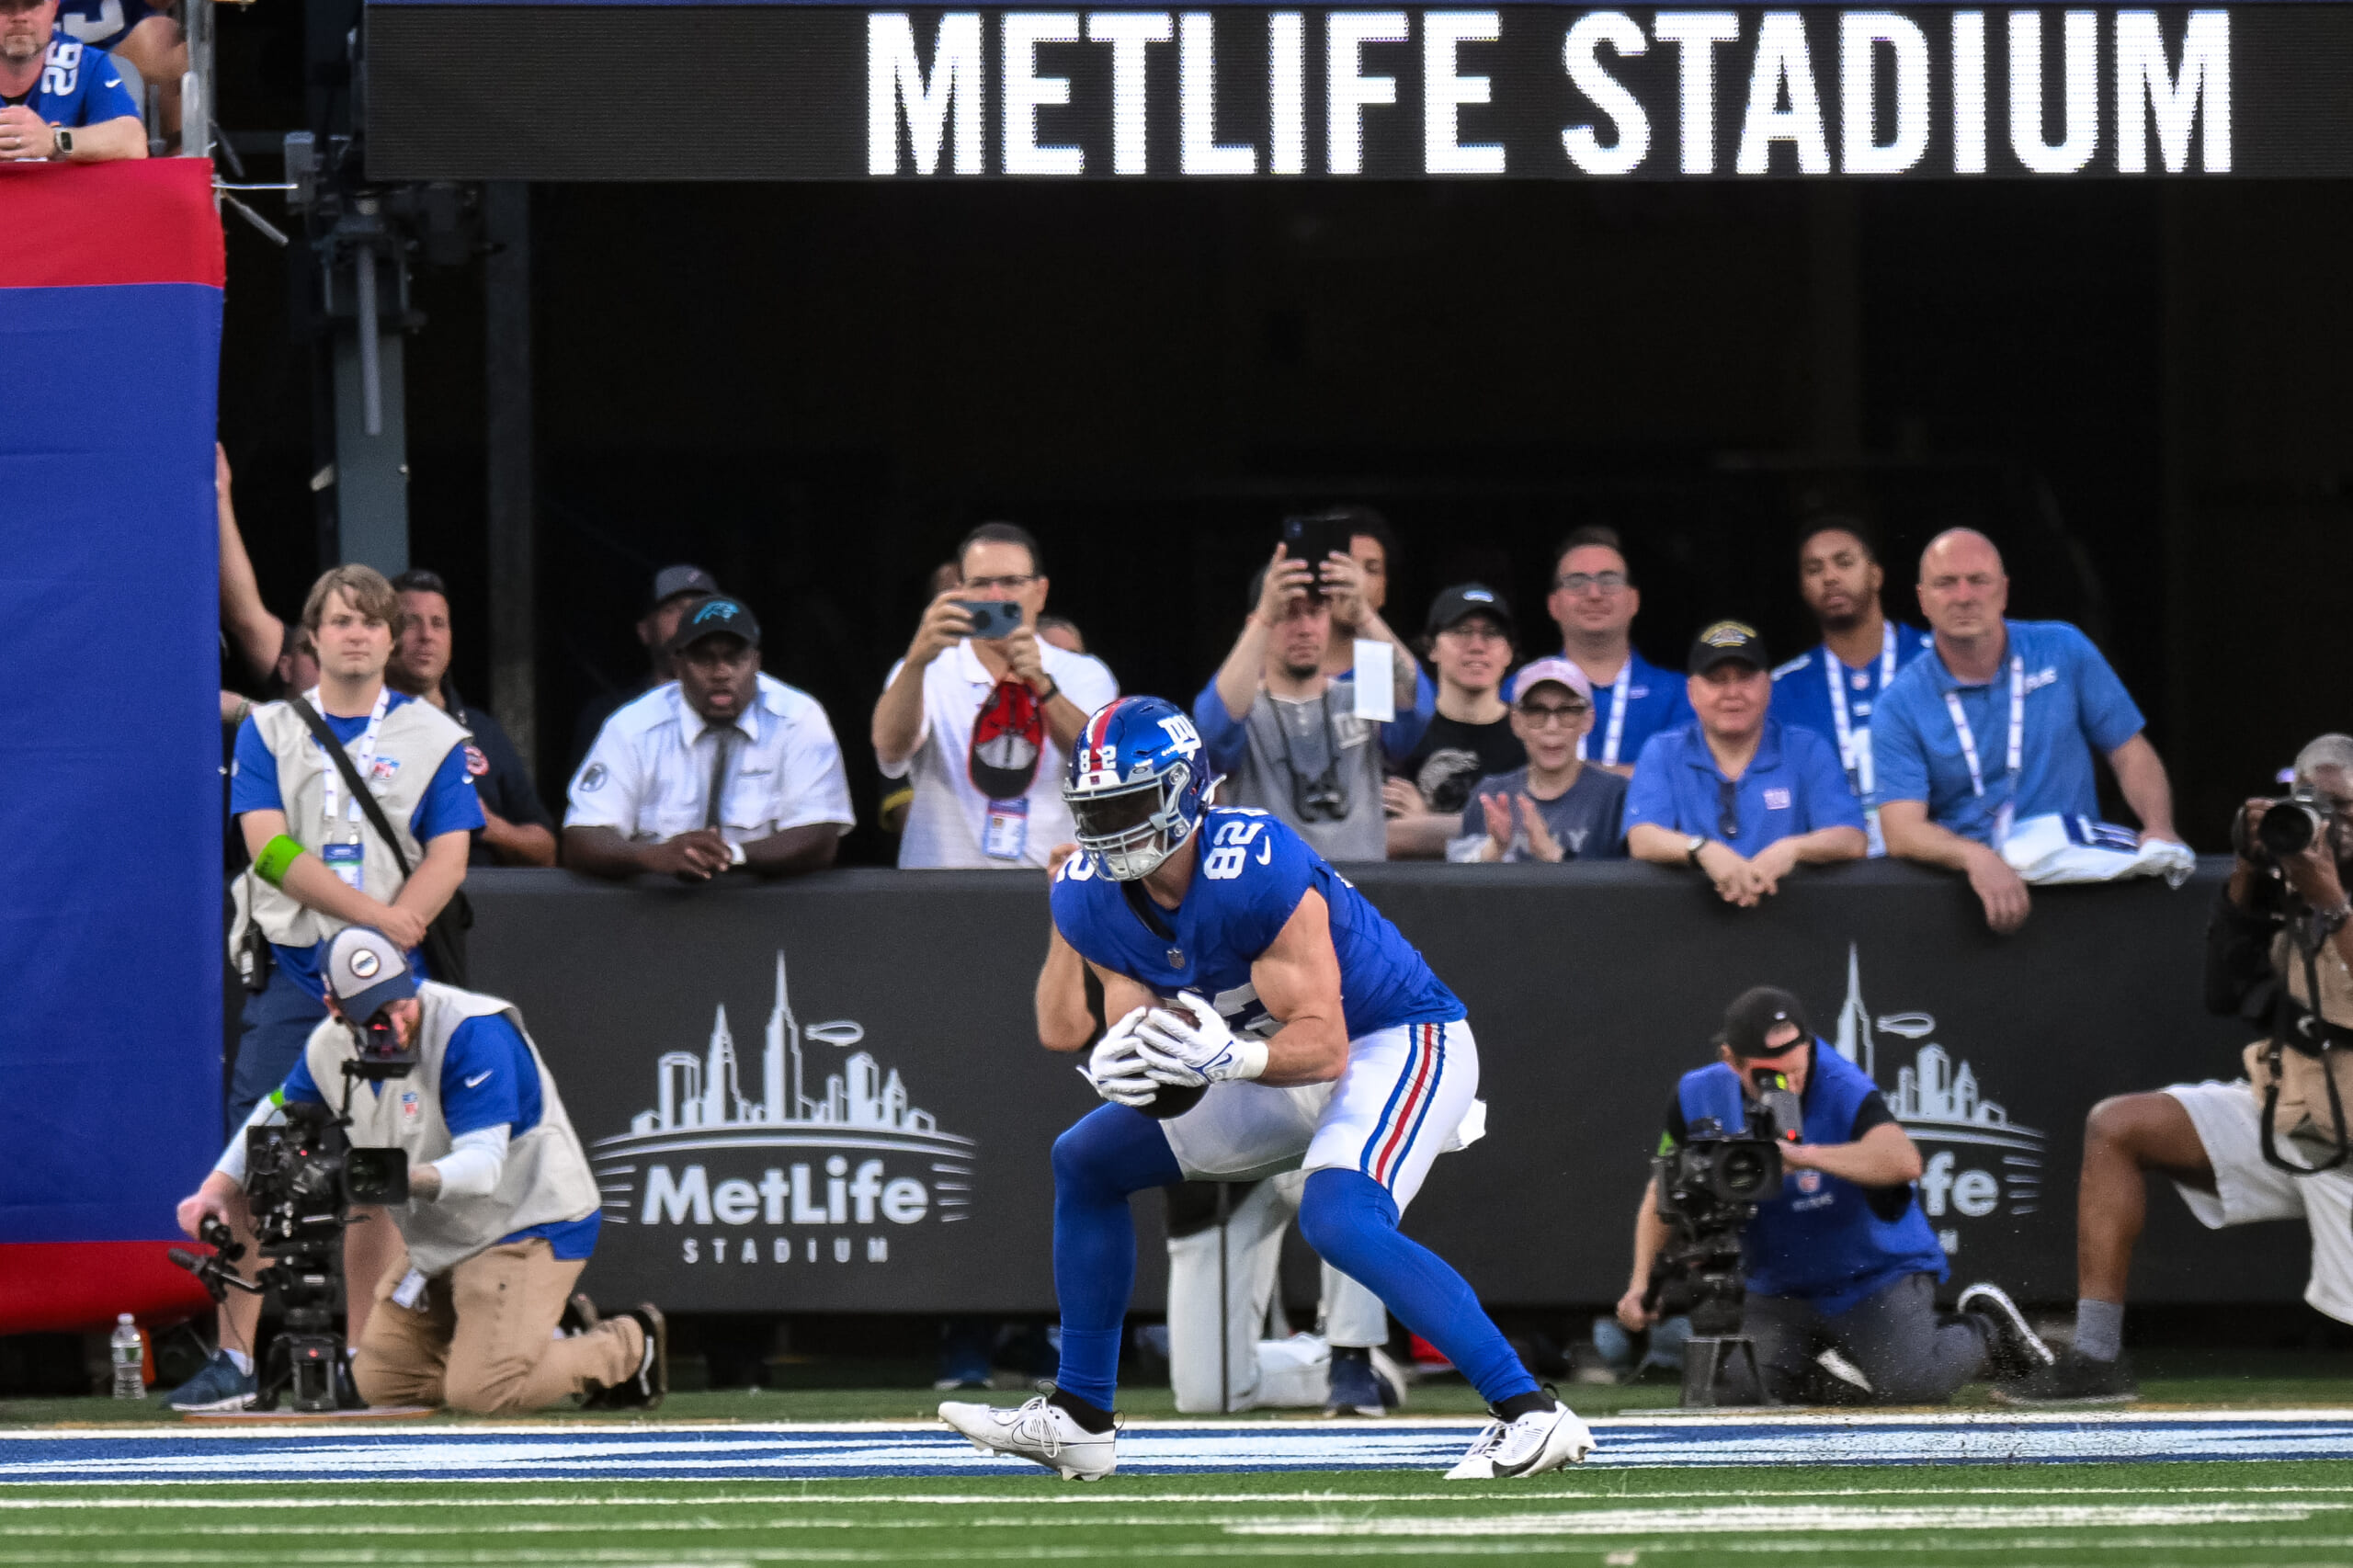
[1624,720,1864,850]
[1870,619,2144,845]
[1769,625,1938,778]
[1505,647,1693,768]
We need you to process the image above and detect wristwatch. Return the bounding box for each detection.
[1034,677,1061,705]
[1685,834,1710,869]
[51,127,73,159]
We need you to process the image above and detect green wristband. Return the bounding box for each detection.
[254,835,305,887]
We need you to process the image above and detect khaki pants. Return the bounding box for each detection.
[352,1236,643,1415]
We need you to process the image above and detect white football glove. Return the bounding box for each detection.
[1078,1007,1160,1108]
[1134,992,1267,1087]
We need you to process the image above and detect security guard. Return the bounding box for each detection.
[176,926,665,1415]
[1618,988,2052,1404]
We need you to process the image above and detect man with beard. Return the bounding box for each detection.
[0,0,144,163]
[873,524,1116,868]
[1194,542,1425,863]
[564,597,853,881]
[1769,520,1937,856]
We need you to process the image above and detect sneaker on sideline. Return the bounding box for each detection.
[163,1349,256,1413]
[1957,1282,2057,1381]
[940,1395,1117,1481]
[1992,1347,2139,1406]
[1444,1394,1595,1480]
[1324,1346,1406,1417]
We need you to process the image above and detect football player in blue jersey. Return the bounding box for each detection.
[940,696,1593,1481]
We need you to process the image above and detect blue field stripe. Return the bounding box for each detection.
[4,1416,2353,1483]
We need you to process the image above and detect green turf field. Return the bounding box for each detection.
[6,1462,2353,1566]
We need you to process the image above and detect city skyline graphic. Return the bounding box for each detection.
[1830,942,2042,1217]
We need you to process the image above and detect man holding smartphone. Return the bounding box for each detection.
[872,523,1118,868]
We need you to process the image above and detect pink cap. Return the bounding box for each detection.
[1509,656,1593,703]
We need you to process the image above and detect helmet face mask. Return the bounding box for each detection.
[1063,699,1209,882]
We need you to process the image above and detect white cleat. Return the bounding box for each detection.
[938,1395,1118,1482]
[1444,1397,1596,1480]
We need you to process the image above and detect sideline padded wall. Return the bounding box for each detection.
[0,161,224,1332]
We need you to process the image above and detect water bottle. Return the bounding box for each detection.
[109,1314,144,1400]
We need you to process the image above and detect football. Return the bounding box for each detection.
[1135,998,1211,1120]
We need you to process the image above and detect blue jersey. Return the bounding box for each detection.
[1051,808,1462,1041]
[8,34,138,126]
[1769,625,1938,783]
[283,1013,599,1259]
[56,0,150,53]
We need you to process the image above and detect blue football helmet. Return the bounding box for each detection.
[1063,697,1209,881]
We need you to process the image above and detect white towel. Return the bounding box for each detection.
[1999,812,2195,889]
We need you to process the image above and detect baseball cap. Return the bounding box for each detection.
[1425,583,1515,641]
[324,926,418,1023]
[1719,985,1810,1059]
[668,595,762,653]
[1509,655,1593,705]
[648,564,721,612]
[1688,619,1769,676]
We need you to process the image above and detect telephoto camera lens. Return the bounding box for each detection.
[2258,795,2326,859]
[1719,1144,1773,1199]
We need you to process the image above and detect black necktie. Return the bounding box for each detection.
[705,727,738,830]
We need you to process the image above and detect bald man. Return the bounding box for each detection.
[1869,529,2178,934]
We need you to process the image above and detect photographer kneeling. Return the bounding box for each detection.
[1617,987,2051,1404]
[176,927,665,1415]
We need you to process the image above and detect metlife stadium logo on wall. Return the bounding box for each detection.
[1827,944,2044,1257]
[588,953,976,1272]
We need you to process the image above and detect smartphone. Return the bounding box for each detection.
[1279,512,1358,601]
[955,599,1024,641]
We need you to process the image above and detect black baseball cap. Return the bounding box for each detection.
[668,595,761,653]
[649,564,721,612]
[1425,583,1515,641]
[1719,986,1811,1059]
[1688,619,1769,676]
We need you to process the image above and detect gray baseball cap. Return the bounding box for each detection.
[649,564,721,612]
[324,926,418,1022]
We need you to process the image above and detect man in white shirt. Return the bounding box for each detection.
[563,597,855,881]
[871,523,1118,869]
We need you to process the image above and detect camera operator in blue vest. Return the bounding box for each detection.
[1615,987,2052,1403]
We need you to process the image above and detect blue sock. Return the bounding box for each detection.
[1298,1167,1539,1407]
[1050,1105,1184,1411]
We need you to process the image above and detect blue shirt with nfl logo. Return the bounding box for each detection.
[1769,624,1938,770]
[1623,720,1863,850]
[1869,619,2145,844]
[1506,647,1693,769]
[1052,808,1461,1040]
[279,1012,599,1258]
[6,34,139,125]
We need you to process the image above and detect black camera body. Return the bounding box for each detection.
[173,1041,415,1412]
[2234,785,2333,863]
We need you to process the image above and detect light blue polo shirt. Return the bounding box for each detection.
[1504,647,1693,768]
[1870,619,2144,844]
[1624,720,1863,850]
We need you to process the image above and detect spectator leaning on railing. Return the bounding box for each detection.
[1768,518,1937,857]
[1196,541,1425,863]
[872,523,1116,869]
[389,569,557,869]
[1870,528,2183,936]
[565,597,853,882]
[1516,526,1691,777]
[1386,585,1524,860]
[225,565,483,1135]
[55,0,177,139]
[1625,621,1865,906]
[0,0,143,162]
[1456,657,1627,864]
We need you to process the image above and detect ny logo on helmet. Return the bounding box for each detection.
[1156,714,1201,760]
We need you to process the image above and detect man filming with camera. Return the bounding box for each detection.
[174,927,665,1415]
[2002,735,2353,1405]
[1616,987,2051,1404]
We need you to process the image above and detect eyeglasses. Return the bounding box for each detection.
[1517,702,1590,730]
[962,574,1038,593]
[1717,778,1741,841]
[1552,571,1628,597]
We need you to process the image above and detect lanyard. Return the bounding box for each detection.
[311,686,390,835]
[1825,622,1898,780]
[1941,655,2025,800]
[1577,660,1635,766]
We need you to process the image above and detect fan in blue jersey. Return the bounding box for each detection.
[53,0,180,139]
[938,696,1594,1482]
[0,3,146,163]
